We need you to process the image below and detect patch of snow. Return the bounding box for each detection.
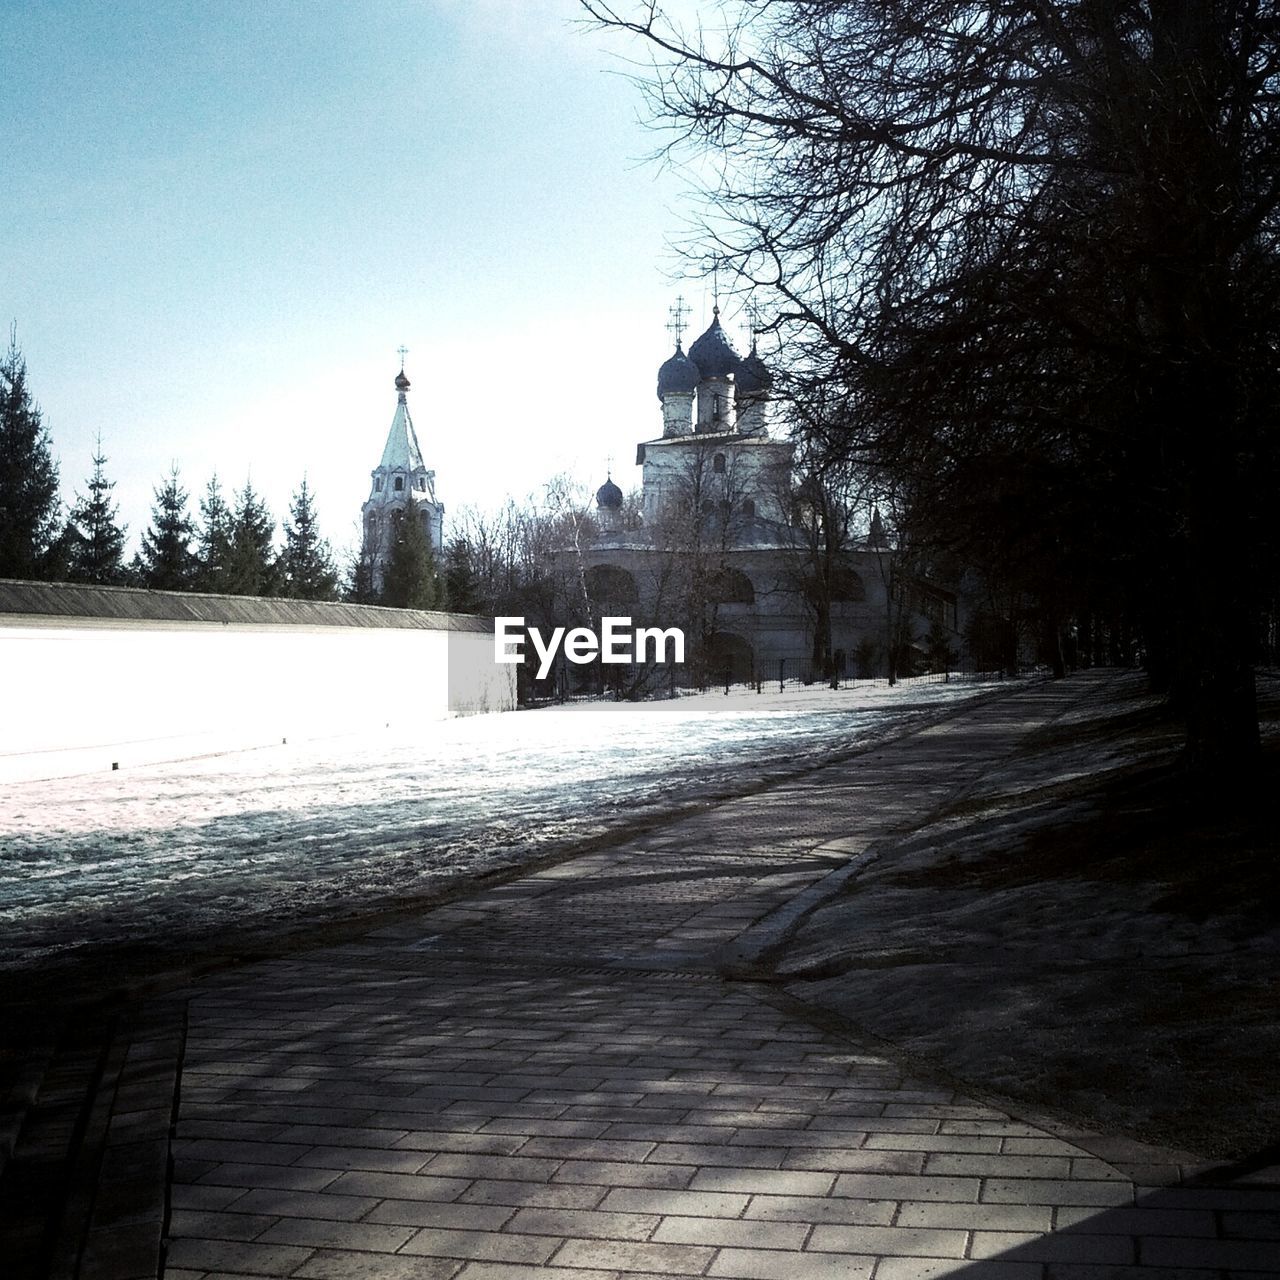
[0,676,1000,971]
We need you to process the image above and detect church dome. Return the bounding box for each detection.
[395,369,411,392]
[735,344,773,398]
[595,477,624,511]
[687,309,740,380]
[657,344,700,400]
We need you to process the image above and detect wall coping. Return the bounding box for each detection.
[0,579,491,633]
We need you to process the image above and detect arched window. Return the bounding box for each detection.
[708,568,755,604]
[830,565,867,602]
[394,475,404,492]
[375,477,384,492]
[741,498,756,517]
[584,563,639,605]
[713,453,726,474]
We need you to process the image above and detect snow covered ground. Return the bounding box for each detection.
[0,676,998,973]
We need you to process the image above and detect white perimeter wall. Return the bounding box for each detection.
[0,619,515,783]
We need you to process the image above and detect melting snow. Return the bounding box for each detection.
[0,677,996,971]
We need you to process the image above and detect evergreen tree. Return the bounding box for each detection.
[195,475,233,591]
[382,497,440,610]
[345,549,379,604]
[138,464,197,590]
[0,330,62,580]
[223,480,278,597]
[441,535,482,614]
[65,439,127,584]
[280,477,339,600]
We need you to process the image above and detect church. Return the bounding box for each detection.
[356,321,963,687]
[577,307,963,686]
[360,361,445,595]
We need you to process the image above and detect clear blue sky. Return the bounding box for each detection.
[3,0,745,561]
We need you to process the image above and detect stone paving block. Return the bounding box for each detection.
[805,1114,936,1133]
[293,1250,462,1280]
[506,1205,660,1239]
[515,1135,659,1161]
[1002,1136,1086,1157]
[707,1246,875,1278]
[1221,1209,1280,1239]
[164,1236,315,1274]
[383,1129,529,1154]
[551,1159,696,1188]
[256,1215,416,1252]
[1053,1204,1217,1235]
[173,1137,311,1167]
[365,1199,516,1230]
[275,1123,412,1149]
[421,1152,562,1181]
[477,1117,609,1138]
[228,1187,383,1221]
[599,1186,750,1217]
[171,1181,252,1210]
[652,1214,809,1250]
[193,1161,344,1191]
[898,1200,1053,1232]
[450,1265,615,1280]
[324,1169,471,1201]
[459,1179,608,1210]
[1141,1235,1280,1269]
[648,1141,786,1168]
[981,1178,1134,1207]
[809,1223,968,1257]
[744,1192,896,1225]
[689,1166,836,1196]
[167,1205,280,1240]
[969,1229,1135,1262]
[550,1236,716,1272]
[833,1172,981,1202]
[925,1152,1073,1178]
[781,1146,926,1173]
[865,1132,1003,1154]
[873,1258,1043,1279]
[399,1225,561,1263]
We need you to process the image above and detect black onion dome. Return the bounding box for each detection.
[687,309,740,379]
[394,369,411,392]
[735,344,773,398]
[656,344,700,400]
[595,477,624,510]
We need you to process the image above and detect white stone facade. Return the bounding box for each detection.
[573,311,965,684]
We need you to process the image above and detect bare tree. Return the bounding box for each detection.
[582,1,1280,768]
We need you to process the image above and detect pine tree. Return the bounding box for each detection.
[382,497,440,610]
[223,480,278,597]
[65,438,127,584]
[138,464,197,590]
[441,535,481,614]
[280,477,339,600]
[195,475,233,591]
[0,330,62,580]
[345,549,379,604]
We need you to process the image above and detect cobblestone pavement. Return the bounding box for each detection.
[14,674,1280,1278]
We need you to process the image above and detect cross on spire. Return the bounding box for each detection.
[397,344,408,371]
[666,296,690,348]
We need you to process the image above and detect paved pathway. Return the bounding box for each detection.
[10,674,1280,1277]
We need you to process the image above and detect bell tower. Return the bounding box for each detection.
[360,353,444,592]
